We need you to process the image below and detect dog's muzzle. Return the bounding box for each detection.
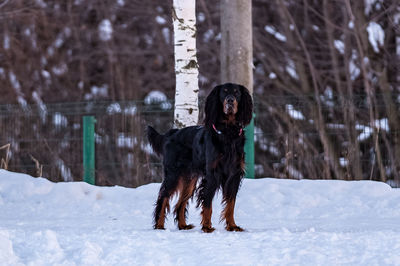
[224,95,238,115]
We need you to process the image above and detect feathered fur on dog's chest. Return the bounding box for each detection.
[211,125,245,175]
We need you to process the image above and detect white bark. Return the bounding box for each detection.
[172,0,199,128]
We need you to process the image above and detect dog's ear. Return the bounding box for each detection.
[237,85,253,126]
[204,85,223,128]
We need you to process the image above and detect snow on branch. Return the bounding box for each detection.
[366,22,384,53]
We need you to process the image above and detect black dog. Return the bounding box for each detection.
[147,83,253,232]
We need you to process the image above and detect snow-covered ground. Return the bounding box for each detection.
[1,169,400,265]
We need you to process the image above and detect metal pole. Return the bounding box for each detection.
[244,115,255,178]
[83,116,96,185]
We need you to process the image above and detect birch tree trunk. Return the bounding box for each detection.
[172,0,199,128]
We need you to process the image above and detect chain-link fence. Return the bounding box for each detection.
[255,93,400,187]
[1,94,400,187]
[0,100,173,187]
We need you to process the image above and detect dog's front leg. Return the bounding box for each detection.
[198,176,218,233]
[201,205,214,233]
[222,199,243,232]
[222,175,244,232]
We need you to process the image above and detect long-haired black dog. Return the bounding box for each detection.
[147,83,253,232]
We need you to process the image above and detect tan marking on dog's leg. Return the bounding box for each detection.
[155,197,170,229]
[175,178,197,230]
[222,199,244,232]
[201,206,215,233]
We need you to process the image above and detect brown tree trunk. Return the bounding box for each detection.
[221,0,254,178]
[220,0,253,91]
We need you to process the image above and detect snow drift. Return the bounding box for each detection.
[0,169,400,265]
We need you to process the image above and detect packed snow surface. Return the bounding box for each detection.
[1,170,400,265]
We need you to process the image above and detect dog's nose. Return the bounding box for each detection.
[226,96,235,104]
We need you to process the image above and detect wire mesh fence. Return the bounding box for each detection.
[0,100,174,187]
[1,94,400,187]
[255,93,400,187]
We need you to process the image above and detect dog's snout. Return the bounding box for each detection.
[223,95,238,115]
[226,96,235,104]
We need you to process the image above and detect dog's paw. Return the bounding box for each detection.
[226,225,244,232]
[154,225,166,230]
[201,226,215,233]
[179,224,195,230]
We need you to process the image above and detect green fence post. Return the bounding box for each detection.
[83,116,96,185]
[244,114,255,179]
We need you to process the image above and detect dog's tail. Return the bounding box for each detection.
[147,126,165,156]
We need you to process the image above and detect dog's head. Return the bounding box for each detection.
[204,83,253,128]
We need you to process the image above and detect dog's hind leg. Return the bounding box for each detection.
[153,171,180,230]
[174,177,197,230]
[153,194,169,230]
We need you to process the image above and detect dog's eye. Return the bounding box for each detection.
[224,88,228,92]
